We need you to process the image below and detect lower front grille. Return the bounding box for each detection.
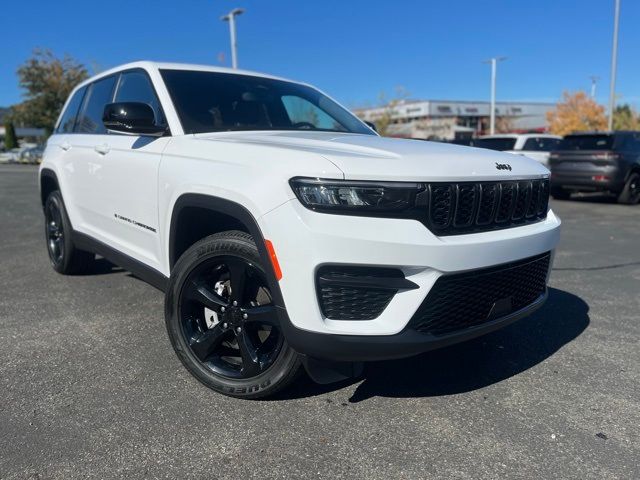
[410,252,550,336]
[316,266,416,320]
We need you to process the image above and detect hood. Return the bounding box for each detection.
[193,131,550,181]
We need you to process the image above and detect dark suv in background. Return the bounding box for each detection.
[549,131,640,204]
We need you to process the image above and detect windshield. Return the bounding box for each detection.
[473,137,517,151]
[558,135,614,150]
[160,69,374,135]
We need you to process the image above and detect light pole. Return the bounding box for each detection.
[483,57,507,135]
[589,75,600,98]
[608,0,620,130]
[221,8,245,69]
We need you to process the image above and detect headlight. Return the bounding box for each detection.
[289,177,424,213]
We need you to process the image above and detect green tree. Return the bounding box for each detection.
[612,104,640,131]
[3,122,19,149]
[11,49,88,136]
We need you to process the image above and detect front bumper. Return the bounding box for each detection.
[276,290,548,361]
[259,199,561,358]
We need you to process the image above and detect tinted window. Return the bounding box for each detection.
[160,69,373,135]
[114,70,165,125]
[473,137,517,151]
[522,137,561,152]
[76,76,117,134]
[56,87,86,133]
[558,135,614,151]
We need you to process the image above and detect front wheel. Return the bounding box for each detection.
[164,231,301,399]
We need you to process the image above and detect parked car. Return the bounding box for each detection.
[39,62,560,398]
[473,134,562,166]
[20,145,45,164]
[549,131,640,204]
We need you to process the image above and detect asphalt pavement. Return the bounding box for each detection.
[0,164,638,479]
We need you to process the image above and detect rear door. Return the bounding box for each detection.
[76,69,170,270]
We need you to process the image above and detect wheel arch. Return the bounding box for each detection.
[168,193,285,307]
[40,168,60,208]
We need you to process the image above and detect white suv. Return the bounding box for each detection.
[40,62,561,398]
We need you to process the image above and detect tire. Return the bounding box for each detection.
[165,230,301,399]
[44,191,94,274]
[617,172,640,205]
[551,188,571,200]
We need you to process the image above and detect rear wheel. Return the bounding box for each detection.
[617,172,640,205]
[165,231,301,399]
[44,191,94,274]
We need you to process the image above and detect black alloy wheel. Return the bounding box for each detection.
[166,231,301,398]
[43,190,94,274]
[45,198,65,265]
[178,255,284,379]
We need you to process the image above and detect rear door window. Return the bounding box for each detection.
[75,76,117,134]
[522,137,562,152]
[56,87,86,134]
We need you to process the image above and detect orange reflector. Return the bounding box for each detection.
[264,240,282,281]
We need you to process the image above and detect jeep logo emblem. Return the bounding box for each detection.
[495,162,512,171]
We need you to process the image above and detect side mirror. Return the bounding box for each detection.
[103,102,166,136]
[364,121,377,133]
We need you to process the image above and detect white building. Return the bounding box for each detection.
[355,99,555,141]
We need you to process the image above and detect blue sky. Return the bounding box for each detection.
[2,0,638,109]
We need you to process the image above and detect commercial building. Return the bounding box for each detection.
[354,99,556,142]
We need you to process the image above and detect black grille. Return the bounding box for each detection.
[410,252,550,336]
[425,179,549,235]
[316,267,404,320]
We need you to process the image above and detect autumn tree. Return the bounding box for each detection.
[613,104,640,131]
[546,91,607,136]
[11,49,88,135]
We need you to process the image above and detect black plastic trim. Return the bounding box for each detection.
[73,231,168,291]
[317,271,419,291]
[278,290,548,362]
[39,169,60,207]
[168,194,286,308]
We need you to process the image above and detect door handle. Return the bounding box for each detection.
[94,143,110,155]
[59,141,71,151]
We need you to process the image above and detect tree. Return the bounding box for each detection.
[11,49,88,135]
[356,86,410,137]
[546,91,607,136]
[613,104,640,131]
[3,122,19,149]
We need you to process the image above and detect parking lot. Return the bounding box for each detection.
[0,164,638,479]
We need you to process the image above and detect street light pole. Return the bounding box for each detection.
[608,0,620,130]
[483,57,507,135]
[589,75,599,98]
[221,8,245,69]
